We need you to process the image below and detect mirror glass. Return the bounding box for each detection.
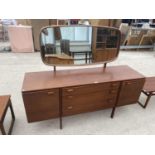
[40,25,121,66]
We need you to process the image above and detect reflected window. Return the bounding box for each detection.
[60,27,92,42]
[41,28,55,45]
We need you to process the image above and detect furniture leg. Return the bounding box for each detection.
[10,101,15,120]
[110,82,122,118]
[8,101,15,135]
[138,93,152,108]
[104,63,107,69]
[60,116,62,129]
[111,107,116,118]
[53,66,56,72]
[72,53,74,58]
[0,124,6,135]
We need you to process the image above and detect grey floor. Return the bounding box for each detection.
[0,50,155,135]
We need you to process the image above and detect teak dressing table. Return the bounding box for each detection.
[22,65,145,129]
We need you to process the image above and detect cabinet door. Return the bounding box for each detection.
[22,89,59,122]
[117,79,145,106]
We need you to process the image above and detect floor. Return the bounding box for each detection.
[0,50,155,135]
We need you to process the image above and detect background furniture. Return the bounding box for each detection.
[45,43,56,54]
[8,25,34,52]
[60,39,71,56]
[30,19,50,51]
[0,24,3,41]
[125,29,148,46]
[119,23,130,45]
[139,30,155,46]
[22,65,145,129]
[0,95,15,135]
[92,27,120,63]
[89,19,122,28]
[70,50,92,64]
[138,77,155,108]
[16,19,50,51]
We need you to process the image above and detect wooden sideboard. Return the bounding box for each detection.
[22,65,145,129]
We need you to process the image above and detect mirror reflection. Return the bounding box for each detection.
[40,26,121,66]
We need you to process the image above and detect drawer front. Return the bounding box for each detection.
[63,98,116,116]
[22,89,59,122]
[62,82,120,96]
[62,91,117,116]
[117,79,145,106]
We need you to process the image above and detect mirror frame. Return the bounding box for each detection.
[39,25,121,66]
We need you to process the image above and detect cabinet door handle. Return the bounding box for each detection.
[47,92,55,95]
[67,106,73,110]
[67,89,74,92]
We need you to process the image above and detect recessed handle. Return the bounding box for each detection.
[47,91,55,95]
[111,83,118,87]
[67,106,73,110]
[68,96,73,99]
[126,82,132,85]
[67,89,74,92]
[108,99,113,103]
[109,90,117,94]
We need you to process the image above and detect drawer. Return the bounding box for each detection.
[62,91,117,116]
[63,90,118,105]
[62,82,120,96]
[63,98,116,116]
[22,89,59,122]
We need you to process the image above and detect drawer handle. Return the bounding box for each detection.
[47,92,55,95]
[67,106,73,110]
[111,83,118,86]
[67,89,74,92]
[108,99,113,103]
[109,90,117,94]
[68,96,73,99]
[126,82,132,85]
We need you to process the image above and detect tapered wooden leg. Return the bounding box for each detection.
[110,83,122,118]
[104,63,107,69]
[111,107,116,118]
[53,66,56,72]
[60,117,62,129]
[85,53,87,64]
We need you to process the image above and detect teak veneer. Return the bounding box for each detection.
[22,65,145,129]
